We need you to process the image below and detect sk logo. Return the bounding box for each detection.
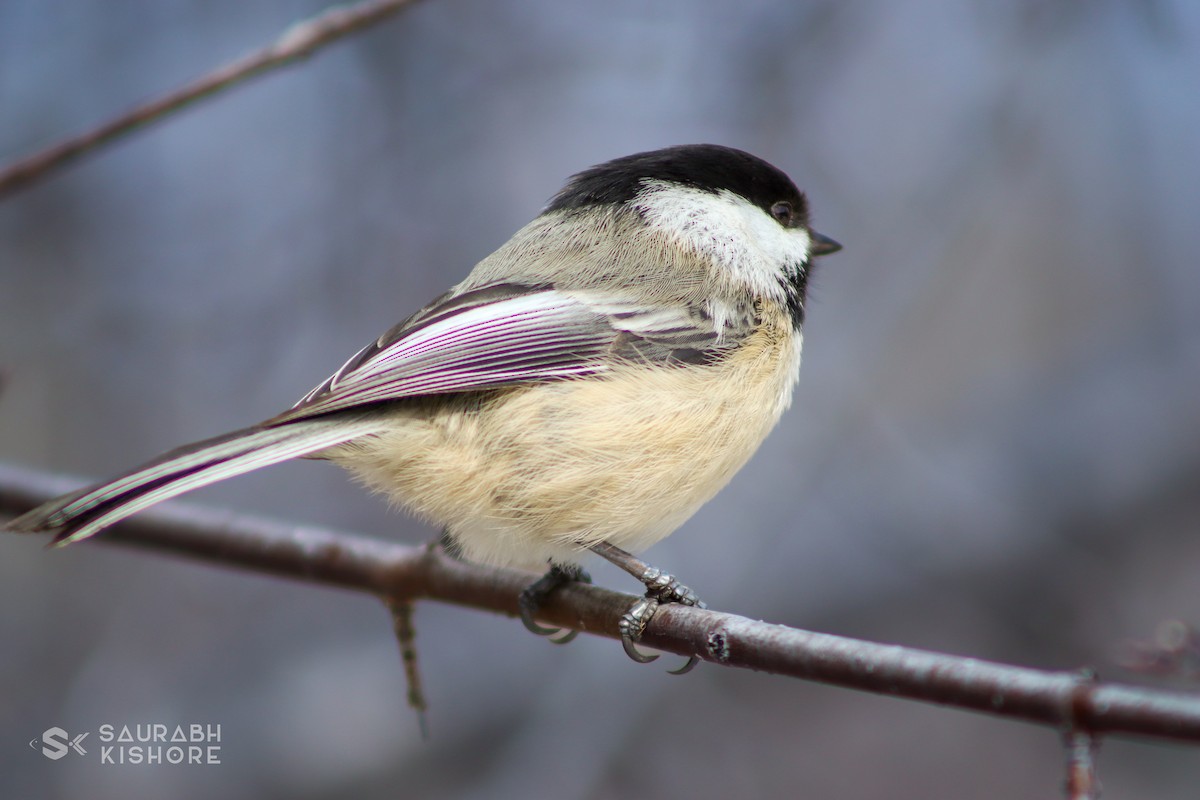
[30,727,90,760]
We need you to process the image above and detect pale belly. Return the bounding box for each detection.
[329,325,802,570]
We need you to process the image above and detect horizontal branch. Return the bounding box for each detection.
[0,0,422,199]
[3,461,1200,745]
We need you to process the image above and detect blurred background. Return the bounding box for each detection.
[2,0,1199,796]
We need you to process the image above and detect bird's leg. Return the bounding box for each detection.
[519,563,591,644]
[588,542,704,674]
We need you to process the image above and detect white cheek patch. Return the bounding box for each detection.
[634,181,813,300]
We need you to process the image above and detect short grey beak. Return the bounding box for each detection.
[810,231,842,256]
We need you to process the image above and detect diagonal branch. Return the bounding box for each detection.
[3,461,1200,746]
[0,0,423,199]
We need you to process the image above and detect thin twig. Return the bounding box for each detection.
[0,0,422,199]
[1063,730,1101,800]
[385,596,429,739]
[1063,670,1102,799]
[3,461,1200,745]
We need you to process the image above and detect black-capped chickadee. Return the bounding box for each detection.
[9,144,840,668]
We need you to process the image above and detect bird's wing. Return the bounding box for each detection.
[270,281,749,424]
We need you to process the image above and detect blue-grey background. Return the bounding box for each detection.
[2,1,1199,797]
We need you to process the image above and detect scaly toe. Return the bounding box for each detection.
[617,596,661,664]
[622,581,705,673]
[640,567,703,608]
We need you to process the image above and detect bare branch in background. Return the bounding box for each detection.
[0,0,423,199]
[4,460,1200,756]
[1117,620,1200,680]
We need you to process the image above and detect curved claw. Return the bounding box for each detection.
[520,607,578,642]
[668,655,700,675]
[621,635,661,664]
[519,564,590,641]
[520,609,564,637]
[549,628,579,645]
[617,592,704,673]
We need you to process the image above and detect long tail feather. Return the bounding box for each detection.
[6,416,383,546]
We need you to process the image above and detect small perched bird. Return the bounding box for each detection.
[9,144,840,669]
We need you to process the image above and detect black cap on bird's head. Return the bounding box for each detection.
[545,144,841,256]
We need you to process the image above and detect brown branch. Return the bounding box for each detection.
[0,0,422,199]
[3,461,1200,746]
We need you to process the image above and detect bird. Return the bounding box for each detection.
[8,144,840,669]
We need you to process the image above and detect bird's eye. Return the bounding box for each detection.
[770,201,794,226]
